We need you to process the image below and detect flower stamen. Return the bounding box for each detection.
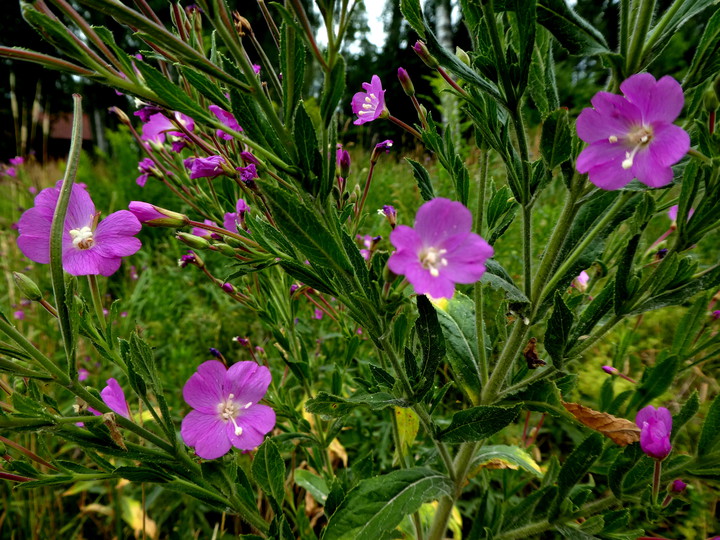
[420,247,448,277]
[69,226,95,249]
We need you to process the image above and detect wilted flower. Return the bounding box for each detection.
[351,75,388,125]
[388,198,494,298]
[576,73,690,190]
[379,205,397,228]
[184,155,226,179]
[636,405,672,460]
[181,360,276,459]
[178,251,198,268]
[17,183,141,276]
[209,105,242,141]
[237,163,259,184]
[573,270,590,292]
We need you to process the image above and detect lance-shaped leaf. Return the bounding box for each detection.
[544,292,574,369]
[305,391,407,418]
[323,468,452,540]
[252,439,286,508]
[536,0,610,56]
[414,295,446,400]
[549,433,604,519]
[471,444,543,478]
[698,394,720,456]
[438,405,521,443]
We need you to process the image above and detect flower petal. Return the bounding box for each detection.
[183,360,226,414]
[100,378,130,418]
[93,210,142,257]
[622,73,684,123]
[181,410,231,459]
[224,361,272,405]
[590,91,642,126]
[576,107,632,143]
[414,198,472,247]
[648,123,690,167]
[631,150,674,188]
[576,139,629,174]
[64,184,96,231]
[442,234,494,283]
[227,404,276,450]
[586,156,635,190]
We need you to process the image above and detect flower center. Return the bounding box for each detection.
[69,226,95,250]
[620,125,654,170]
[218,393,252,436]
[420,247,448,277]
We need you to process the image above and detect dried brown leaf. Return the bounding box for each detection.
[562,402,640,446]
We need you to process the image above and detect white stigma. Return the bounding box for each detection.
[622,152,634,170]
[69,226,95,249]
[420,247,448,277]
[608,135,618,143]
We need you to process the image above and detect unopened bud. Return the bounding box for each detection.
[397,67,415,96]
[455,47,471,66]
[412,41,439,69]
[128,201,188,227]
[176,232,210,250]
[13,272,42,301]
[704,85,719,112]
[371,140,393,163]
[108,106,131,125]
[713,75,720,105]
[213,243,236,256]
[671,479,687,493]
[336,147,351,178]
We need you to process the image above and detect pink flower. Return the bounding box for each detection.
[223,199,250,231]
[351,75,388,125]
[136,158,156,187]
[388,198,494,298]
[667,205,694,224]
[100,378,131,418]
[237,164,259,184]
[184,155,226,179]
[573,270,590,292]
[141,112,195,145]
[191,219,221,239]
[17,183,141,276]
[78,368,89,381]
[209,105,242,141]
[181,360,275,459]
[128,201,187,227]
[636,405,672,460]
[252,64,261,75]
[576,73,690,190]
[9,156,24,166]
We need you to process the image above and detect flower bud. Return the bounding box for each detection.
[455,46,471,66]
[378,205,397,228]
[12,272,42,301]
[671,479,687,493]
[213,243,236,256]
[704,85,719,112]
[371,140,393,163]
[412,41,439,69]
[128,201,188,227]
[397,67,415,96]
[336,147,351,178]
[176,232,210,250]
[108,106,131,125]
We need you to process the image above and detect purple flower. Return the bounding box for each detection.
[178,251,197,268]
[379,205,397,228]
[713,310,720,320]
[240,152,259,166]
[191,219,221,239]
[223,198,250,231]
[573,270,590,292]
[351,75,388,125]
[184,155,226,179]
[336,146,351,178]
[636,405,672,460]
[209,347,222,358]
[671,479,687,493]
[181,360,276,459]
[17,183,141,276]
[252,64,261,74]
[358,234,373,260]
[576,73,690,190]
[314,308,324,320]
[78,368,89,381]
[209,105,243,141]
[221,282,234,293]
[141,112,195,144]
[13,310,24,320]
[100,378,130,418]
[397,67,415,96]
[134,105,163,123]
[3,166,17,178]
[388,198,494,299]
[237,164,259,184]
[9,156,24,166]
[136,157,156,187]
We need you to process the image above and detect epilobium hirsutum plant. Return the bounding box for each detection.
[1,0,720,538]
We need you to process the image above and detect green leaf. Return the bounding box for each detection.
[320,56,345,125]
[134,61,211,121]
[323,468,452,540]
[414,295,446,400]
[540,109,571,169]
[627,354,679,412]
[305,391,407,418]
[544,292,574,369]
[437,405,521,443]
[648,0,717,63]
[550,433,604,520]
[405,158,435,201]
[252,439,286,508]
[280,22,306,127]
[472,444,544,477]
[509,379,569,417]
[672,390,700,442]
[536,0,610,56]
[684,7,720,88]
[608,443,642,499]
[672,296,708,358]
[295,468,329,504]
[179,66,229,106]
[528,28,559,117]
[434,292,483,404]
[481,260,530,304]
[698,394,720,456]
[399,0,426,39]
[502,485,556,531]
[293,101,322,189]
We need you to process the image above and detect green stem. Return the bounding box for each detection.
[539,192,633,306]
[529,188,581,306]
[87,275,105,327]
[426,442,478,540]
[566,314,624,358]
[481,319,530,405]
[479,0,515,106]
[521,205,532,299]
[652,459,662,505]
[642,0,684,56]
[475,150,490,387]
[625,0,657,73]
[50,93,83,375]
